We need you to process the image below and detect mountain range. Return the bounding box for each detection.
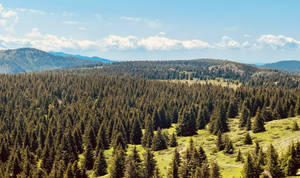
[0,48,103,74]
[261,60,300,72]
[0,47,299,75]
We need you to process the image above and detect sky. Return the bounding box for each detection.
[0,0,300,63]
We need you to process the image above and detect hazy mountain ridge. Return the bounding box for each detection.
[262,60,300,72]
[49,51,114,63]
[0,48,102,74]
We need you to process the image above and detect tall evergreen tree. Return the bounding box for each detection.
[143,149,157,178]
[176,108,197,136]
[93,149,107,177]
[82,142,94,170]
[265,144,284,178]
[151,128,168,151]
[210,104,229,135]
[242,153,256,178]
[240,104,250,128]
[168,148,181,178]
[252,109,265,133]
[142,115,154,148]
[169,133,178,147]
[109,149,126,178]
[209,162,221,178]
[130,118,143,145]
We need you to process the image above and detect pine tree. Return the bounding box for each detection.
[143,149,157,178]
[224,135,234,154]
[64,163,74,178]
[168,148,180,178]
[96,124,109,151]
[228,100,238,118]
[236,149,243,162]
[82,143,94,170]
[242,153,256,178]
[176,108,197,136]
[244,133,253,145]
[252,109,265,133]
[112,132,127,150]
[209,162,221,178]
[216,132,224,151]
[169,133,178,147]
[292,121,299,131]
[151,128,167,151]
[130,118,143,145]
[124,159,141,178]
[240,104,250,128]
[246,117,251,131]
[265,144,284,178]
[142,115,154,148]
[210,104,229,135]
[283,143,298,176]
[110,149,126,178]
[93,149,107,177]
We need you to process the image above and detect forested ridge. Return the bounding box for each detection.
[0,71,300,177]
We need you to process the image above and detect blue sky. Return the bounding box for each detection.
[0,0,300,63]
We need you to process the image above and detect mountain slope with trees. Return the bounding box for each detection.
[0,48,102,74]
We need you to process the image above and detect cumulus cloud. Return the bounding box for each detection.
[217,36,240,49]
[103,35,138,50]
[257,34,300,50]
[0,4,18,32]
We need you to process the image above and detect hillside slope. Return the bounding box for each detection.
[262,60,300,72]
[0,48,102,74]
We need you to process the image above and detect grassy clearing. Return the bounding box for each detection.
[159,78,240,89]
[93,116,300,178]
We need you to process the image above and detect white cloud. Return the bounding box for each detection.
[257,34,300,50]
[217,36,240,49]
[103,35,138,50]
[138,36,181,50]
[25,28,42,38]
[0,4,18,32]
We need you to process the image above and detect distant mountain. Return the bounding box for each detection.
[262,60,300,71]
[49,51,114,63]
[0,48,102,74]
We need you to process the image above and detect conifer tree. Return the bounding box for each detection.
[142,115,154,148]
[216,132,224,151]
[93,149,107,177]
[64,163,74,178]
[210,104,229,135]
[265,144,284,178]
[224,135,234,154]
[82,142,94,170]
[244,133,253,145]
[151,128,167,151]
[130,118,143,145]
[252,109,265,133]
[292,121,299,131]
[96,124,109,152]
[110,149,126,178]
[143,149,157,178]
[169,133,178,147]
[240,104,250,128]
[176,108,197,136]
[246,117,251,131]
[209,162,221,178]
[168,148,180,178]
[124,159,141,178]
[242,153,256,178]
[236,149,243,162]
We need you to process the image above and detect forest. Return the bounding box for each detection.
[0,67,300,177]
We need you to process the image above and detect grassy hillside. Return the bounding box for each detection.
[89,116,300,178]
